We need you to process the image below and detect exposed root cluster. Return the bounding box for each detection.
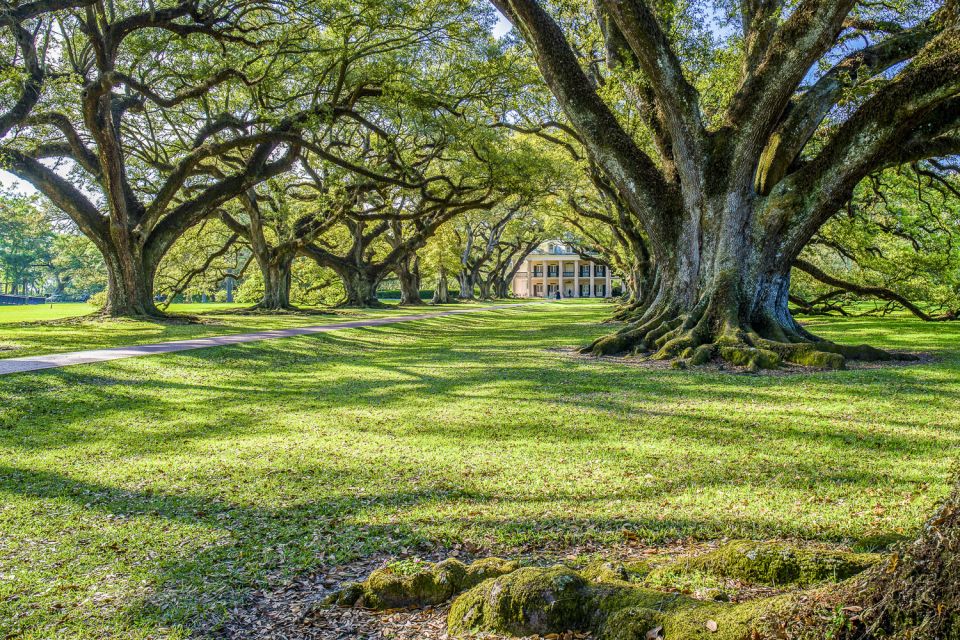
[325,540,892,639]
[584,300,911,371]
[324,557,518,610]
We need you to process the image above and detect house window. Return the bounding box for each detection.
[579,265,591,277]
[594,265,606,277]
[547,265,559,277]
[595,284,606,297]
[533,266,543,276]
[579,284,591,297]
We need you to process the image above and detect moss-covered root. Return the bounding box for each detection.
[448,565,594,636]
[654,540,880,587]
[446,562,807,640]
[598,593,804,640]
[327,556,519,610]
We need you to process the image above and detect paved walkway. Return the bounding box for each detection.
[0,303,533,376]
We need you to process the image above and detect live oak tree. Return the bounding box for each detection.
[493,0,960,369]
[793,164,960,320]
[219,169,352,310]
[485,211,545,299]
[301,110,545,307]
[302,184,504,306]
[421,226,462,303]
[454,205,546,300]
[214,0,499,310]
[154,218,245,307]
[562,171,651,308]
[0,0,302,317]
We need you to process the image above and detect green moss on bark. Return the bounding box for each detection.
[328,556,519,610]
[657,541,879,587]
[791,349,846,369]
[448,566,593,636]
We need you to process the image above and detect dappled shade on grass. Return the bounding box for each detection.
[0,302,958,637]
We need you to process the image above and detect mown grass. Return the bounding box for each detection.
[0,301,489,359]
[0,300,958,638]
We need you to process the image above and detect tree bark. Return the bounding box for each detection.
[257,253,295,310]
[432,266,452,304]
[845,478,960,639]
[457,271,476,300]
[477,277,493,300]
[494,278,511,299]
[336,267,383,308]
[100,234,160,317]
[582,193,898,370]
[396,253,424,305]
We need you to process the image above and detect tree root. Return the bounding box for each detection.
[581,302,913,371]
[327,541,890,639]
[323,557,518,610]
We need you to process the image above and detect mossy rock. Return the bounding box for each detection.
[329,556,519,610]
[658,541,878,587]
[448,565,593,636]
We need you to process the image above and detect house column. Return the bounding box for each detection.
[574,259,579,298]
[526,258,532,297]
[589,262,595,298]
[542,259,548,298]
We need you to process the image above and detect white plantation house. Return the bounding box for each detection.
[511,241,620,298]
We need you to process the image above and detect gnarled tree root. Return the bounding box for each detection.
[581,301,914,371]
[324,557,518,610]
[326,540,895,638]
[447,541,881,639]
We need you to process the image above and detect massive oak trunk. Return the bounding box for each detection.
[494,278,511,299]
[257,253,295,310]
[457,271,476,300]
[396,254,424,306]
[332,265,383,308]
[98,227,161,317]
[492,0,957,369]
[432,266,452,304]
[584,190,893,369]
[477,277,493,300]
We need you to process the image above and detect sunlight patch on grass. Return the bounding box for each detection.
[0,302,956,637]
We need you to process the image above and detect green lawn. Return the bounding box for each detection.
[0,301,491,359]
[1,301,958,638]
